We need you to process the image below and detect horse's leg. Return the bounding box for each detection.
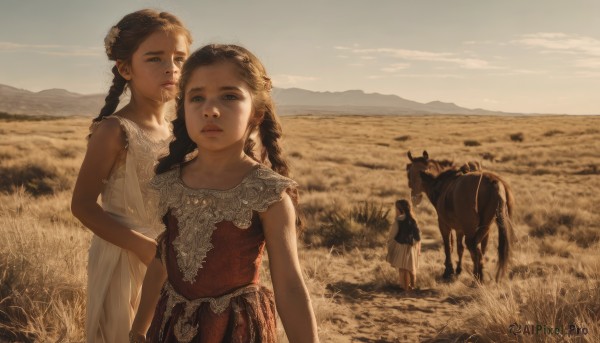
[465,236,483,281]
[456,232,465,275]
[481,232,490,256]
[468,231,491,282]
[477,233,490,282]
[439,221,454,279]
[476,244,484,282]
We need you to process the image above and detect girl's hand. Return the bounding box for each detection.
[128,331,146,343]
[262,193,319,343]
[131,258,167,340]
[133,236,158,266]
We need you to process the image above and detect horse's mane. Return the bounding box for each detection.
[431,159,482,174]
[423,167,465,204]
[435,168,464,181]
[437,159,455,169]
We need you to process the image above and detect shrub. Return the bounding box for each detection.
[464,140,481,147]
[543,129,564,137]
[394,135,410,142]
[353,161,393,170]
[350,201,390,233]
[481,152,496,161]
[509,132,524,142]
[289,151,303,159]
[315,201,390,249]
[0,112,63,122]
[0,160,71,196]
[574,164,599,175]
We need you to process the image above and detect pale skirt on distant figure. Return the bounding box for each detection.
[386,242,419,273]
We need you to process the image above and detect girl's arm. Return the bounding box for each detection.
[262,193,319,343]
[414,223,421,255]
[387,220,399,243]
[130,258,167,338]
[71,119,156,265]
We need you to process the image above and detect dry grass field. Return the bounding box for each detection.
[1,114,599,342]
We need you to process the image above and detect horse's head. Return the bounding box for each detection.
[406,150,430,206]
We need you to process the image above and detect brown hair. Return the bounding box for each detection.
[156,44,302,229]
[92,9,192,123]
[395,199,417,223]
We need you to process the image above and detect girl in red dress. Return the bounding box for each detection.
[129,44,319,343]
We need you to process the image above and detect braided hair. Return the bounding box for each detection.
[92,9,192,124]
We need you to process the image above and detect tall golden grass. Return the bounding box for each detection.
[1,114,598,342]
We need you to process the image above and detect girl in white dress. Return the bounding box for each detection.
[71,9,191,343]
[386,199,421,290]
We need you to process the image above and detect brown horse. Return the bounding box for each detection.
[406,151,514,282]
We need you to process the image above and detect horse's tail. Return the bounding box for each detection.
[494,178,513,282]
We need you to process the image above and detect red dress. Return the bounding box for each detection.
[147,165,296,343]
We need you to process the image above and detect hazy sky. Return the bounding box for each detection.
[1,0,599,114]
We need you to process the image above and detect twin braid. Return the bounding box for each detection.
[244,139,258,161]
[93,66,127,123]
[258,105,289,177]
[155,104,196,174]
[256,102,304,230]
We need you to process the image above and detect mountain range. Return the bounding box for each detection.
[0,83,520,117]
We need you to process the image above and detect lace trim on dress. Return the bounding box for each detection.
[90,115,170,235]
[151,165,297,283]
[159,282,260,342]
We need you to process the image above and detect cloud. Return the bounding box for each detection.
[487,69,549,76]
[512,32,600,56]
[482,98,499,104]
[381,63,410,73]
[512,33,600,70]
[463,40,495,45]
[0,41,102,57]
[368,73,464,79]
[271,74,318,87]
[574,71,600,78]
[574,58,600,69]
[335,45,498,70]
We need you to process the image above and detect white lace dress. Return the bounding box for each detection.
[86,115,169,343]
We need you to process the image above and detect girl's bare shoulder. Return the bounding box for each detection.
[88,116,129,151]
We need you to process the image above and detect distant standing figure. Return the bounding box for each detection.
[386,199,421,290]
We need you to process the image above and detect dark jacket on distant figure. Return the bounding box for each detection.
[394,218,421,245]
